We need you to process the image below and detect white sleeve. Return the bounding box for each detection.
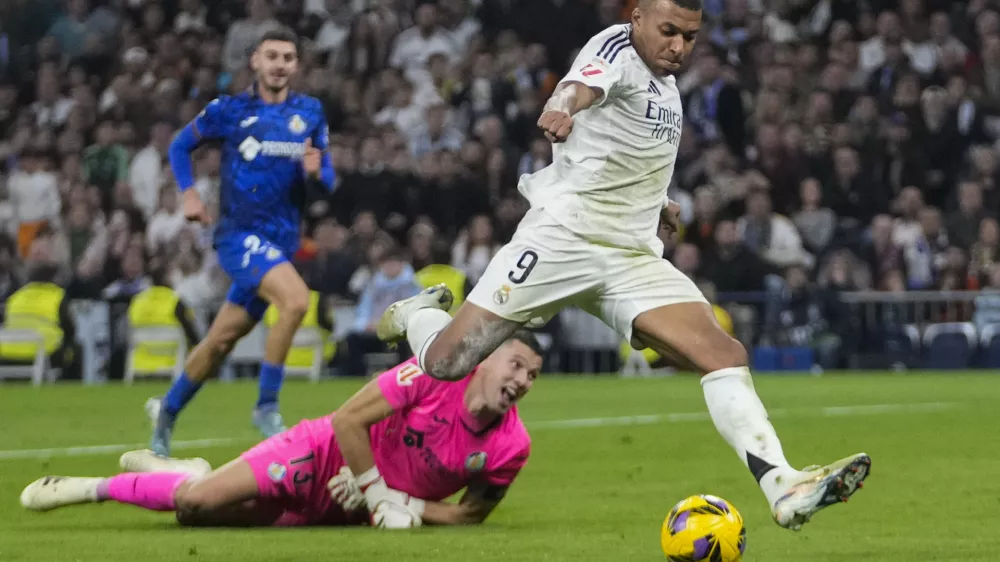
[559,26,631,106]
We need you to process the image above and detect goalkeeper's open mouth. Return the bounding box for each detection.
[500,386,519,409]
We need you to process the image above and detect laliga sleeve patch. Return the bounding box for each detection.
[396,363,424,386]
[267,462,287,482]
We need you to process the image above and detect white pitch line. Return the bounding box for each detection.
[527,401,957,430]
[0,438,248,461]
[0,402,956,461]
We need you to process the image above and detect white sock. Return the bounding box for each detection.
[701,366,800,507]
[406,308,452,372]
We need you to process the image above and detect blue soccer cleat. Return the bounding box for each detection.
[252,404,287,438]
[146,397,175,458]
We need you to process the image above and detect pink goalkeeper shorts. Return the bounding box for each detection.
[241,414,365,526]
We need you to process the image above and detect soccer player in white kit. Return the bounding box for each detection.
[377,0,870,531]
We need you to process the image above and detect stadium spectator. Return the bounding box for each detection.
[410,102,464,158]
[671,242,701,281]
[970,217,1000,287]
[389,2,459,71]
[685,49,746,155]
[775,264,845,370]
[737,190,813,270]
[892,186,925,248]
[299,218,357,299]
[450,214,498,285]
[222,0,281,74]
[128,120,175,219]
[145,186,186,255]
[947,181,993,251]
[793,178,836,257]
[347,247,419,375]
[8,148,61,258]
[903,207,951,290]
[699,220,773,294]
[860,214,904,291]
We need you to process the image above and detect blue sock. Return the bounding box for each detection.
[257,361,284,408]
[163,373,202,417]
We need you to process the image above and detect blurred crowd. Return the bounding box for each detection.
[2,0,1000,360]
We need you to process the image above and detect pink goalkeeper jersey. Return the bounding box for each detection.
[360,358,532,501]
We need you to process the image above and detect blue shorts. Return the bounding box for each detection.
[215,232,290,321]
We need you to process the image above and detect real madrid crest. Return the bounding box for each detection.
[288,114,307,134]
[465,451,488,473]
[493,284,511,305]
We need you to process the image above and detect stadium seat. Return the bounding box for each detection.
[978,325,1000,368]
[922,323,977,370]
[0,329,60,386]
[282,326,327,382]
[881,324,921,368]
[124,326,188,385]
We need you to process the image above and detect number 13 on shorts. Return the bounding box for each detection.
[290,452,314,486]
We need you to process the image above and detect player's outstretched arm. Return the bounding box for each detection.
[537,82,602,143]
[545,82,602,117]
[420,481,507,526]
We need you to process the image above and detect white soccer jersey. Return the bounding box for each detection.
[518,24,683,257]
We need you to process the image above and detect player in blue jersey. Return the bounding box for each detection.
[148,28,336,457]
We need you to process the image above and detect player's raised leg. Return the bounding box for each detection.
[150,302,257,456]
[252,261,311,435]
[377,284,522,382]
[630,301,870,530]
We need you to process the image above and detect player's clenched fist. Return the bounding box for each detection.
[356,465,425,529]
[659,199,681,237]
[371,501,420,529]
[302,137,322,177]
[538,110,574,143]
[182,189,211,224]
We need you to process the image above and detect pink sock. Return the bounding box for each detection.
[97,473,190,512]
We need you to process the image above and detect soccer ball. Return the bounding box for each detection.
[660,494,746,562]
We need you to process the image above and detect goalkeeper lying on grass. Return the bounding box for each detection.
[20,330,542,529]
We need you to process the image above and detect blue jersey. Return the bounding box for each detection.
[178,88,334,254]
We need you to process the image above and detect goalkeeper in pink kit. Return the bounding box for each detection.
[19,330,543,528]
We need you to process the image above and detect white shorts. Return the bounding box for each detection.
[467,209,708,346]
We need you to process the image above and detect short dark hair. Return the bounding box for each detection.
[641,0,702,10]
[506,329,544,358]
[255,27,300,54]
[674,0,703,10]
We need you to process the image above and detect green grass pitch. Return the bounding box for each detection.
[1,373,998,561]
